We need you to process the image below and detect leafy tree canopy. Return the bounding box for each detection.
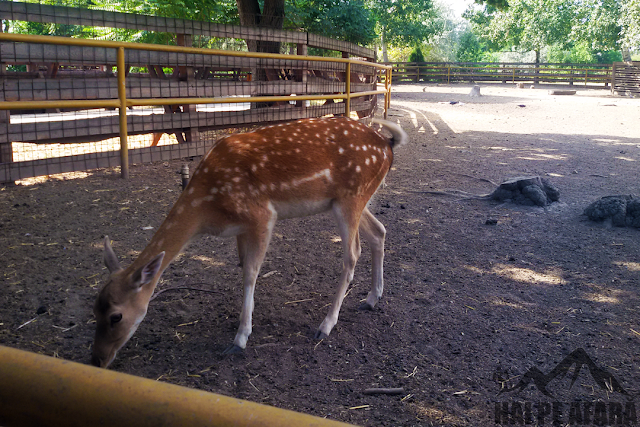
[286,0,376,45]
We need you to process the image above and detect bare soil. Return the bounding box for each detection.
[1,83,640,426]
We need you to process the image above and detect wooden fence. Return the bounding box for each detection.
[612,61,640,97]
[0,2,388,183]
[385,62,612,86]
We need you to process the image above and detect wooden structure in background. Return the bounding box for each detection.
[612,62,640,97]
[0,2,381,182]
[386,62,612,86]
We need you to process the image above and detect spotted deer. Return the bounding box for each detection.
[92,116,407,368]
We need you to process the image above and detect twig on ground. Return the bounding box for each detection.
[363,388,405,395]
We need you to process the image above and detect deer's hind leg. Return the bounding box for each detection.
[358,207,386,310]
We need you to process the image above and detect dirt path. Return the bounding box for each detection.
[1,83,639,426]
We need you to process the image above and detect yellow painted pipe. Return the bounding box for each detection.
[345,62,351,116]
[0,99,120,110]
[117,46,129,179]
[0,33,392,70]
[0,345,357,427]
[0,91,388,111]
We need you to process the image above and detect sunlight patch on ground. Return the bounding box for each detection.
[406,218,423,224]
[16,171,94,186]
[582,292,620,304]
[190,255,226,267]
[614,261,640,271]
[593,138,622,144]
[410,403,467,425]
[487,297,529,310]
[491,264,567,286]
[615,156,636,162]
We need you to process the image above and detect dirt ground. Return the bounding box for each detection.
[1,83,640,426]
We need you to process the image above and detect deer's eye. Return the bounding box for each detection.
[110,313,123,326]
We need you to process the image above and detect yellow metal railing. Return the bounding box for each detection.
[0,345,357,427]
[0,32,393,179]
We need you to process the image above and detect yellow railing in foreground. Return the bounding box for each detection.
[0,345,357,427]
[0,32,393,179]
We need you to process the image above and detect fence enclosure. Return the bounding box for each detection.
[386,62,613,86]
[612,61,640,97]
[0,2,390,183]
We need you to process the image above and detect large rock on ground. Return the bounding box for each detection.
[584,195,640,227]
[490,176,560,207]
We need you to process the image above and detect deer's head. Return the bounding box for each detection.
[91,237,164,368]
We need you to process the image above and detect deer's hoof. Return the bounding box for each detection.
[314,330,328,340]
[223,344,244,355]
[358,301,375,311]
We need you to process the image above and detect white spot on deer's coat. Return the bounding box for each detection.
[355,165,361,173]
[188,188,195,195]
[204,196,214,202]
[191,199,203,207]
[365,158,370,165]
[338,147,345,154]
[251,164,257,172]
[232,177,241,183]
[344,130,349,135]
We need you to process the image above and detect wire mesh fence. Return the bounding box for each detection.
[0,1,387,183]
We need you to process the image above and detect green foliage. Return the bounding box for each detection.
[473,0,509,10]
[409,47,425,63]
[594,50,622,63]
[368,0,442,47]
[620,0,640,49]
[570,0,620,51]
[456,31,483,62]
[546,42,595,63]
[286,0,376,46]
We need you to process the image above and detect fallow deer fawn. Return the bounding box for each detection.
[92,116,407,368]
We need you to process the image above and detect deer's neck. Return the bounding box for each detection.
[129,202,203,289]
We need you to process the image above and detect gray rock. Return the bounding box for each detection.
[490,176,560,207]
[584,195,635,227]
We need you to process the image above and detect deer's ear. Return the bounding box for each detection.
[131,252,165,290]
[104,236,122,273]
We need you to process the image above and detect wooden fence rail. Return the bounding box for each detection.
[385,62,612,86]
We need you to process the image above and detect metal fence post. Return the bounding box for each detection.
[116,46,129,179]
[345,61,351,117]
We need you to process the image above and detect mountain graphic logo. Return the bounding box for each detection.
[499,348,629,398]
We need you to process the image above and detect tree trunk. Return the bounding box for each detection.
[235,0,284,54]
[381,26,389,63]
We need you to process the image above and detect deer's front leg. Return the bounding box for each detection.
[225,215,275,354]
[315,201,362,339]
